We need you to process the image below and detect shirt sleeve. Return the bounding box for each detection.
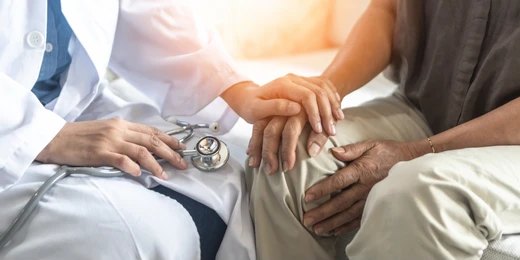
[0,73,66,190]
[108,0,249,117]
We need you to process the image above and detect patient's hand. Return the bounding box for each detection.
[302,140,430,236]
[247,112,331,174]
[36,118,188,179]
[221,74,344,136]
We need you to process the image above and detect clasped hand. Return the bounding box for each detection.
[246,74,428,236]
[303,140,424,236]
[37,74,343,178]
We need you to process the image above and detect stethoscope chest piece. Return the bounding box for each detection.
[191,136,229,172]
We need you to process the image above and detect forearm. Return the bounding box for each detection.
[414,97,520,155]
[220,81,257,111]
[323,0,396,97]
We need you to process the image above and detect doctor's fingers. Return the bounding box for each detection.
[291,76,343,135]
[97,152,141,177]
[263,78,320,134]
[123,130,188,170]
[265,74,342,135]
[127,122,186,150]
[261,117,288,175]
[249,99,302,120]
[116,142,168,179]
[247,119,269,168]
[305,77,344,121]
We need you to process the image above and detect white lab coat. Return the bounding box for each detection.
[0,0,255,259]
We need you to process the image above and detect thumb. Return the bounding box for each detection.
[253,99,301,119]
[331,141,373,161]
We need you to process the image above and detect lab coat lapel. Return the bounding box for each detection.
[53,0,119,120]
[60,0,118,76]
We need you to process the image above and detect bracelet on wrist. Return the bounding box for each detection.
[426,137,436,153]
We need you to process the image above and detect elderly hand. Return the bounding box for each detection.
[247,111,331,174]
[36,118,187,179]
[302,140,429,236]
[222,74,344,136]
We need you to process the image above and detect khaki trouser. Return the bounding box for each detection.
[245,93,520,260]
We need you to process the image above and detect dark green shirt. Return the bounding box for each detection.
[386,0,520,134]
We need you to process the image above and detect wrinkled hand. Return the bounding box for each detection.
[302,140,428,236]
[222,74,344,136]
[247,112,331,175]
[36,118,187,179]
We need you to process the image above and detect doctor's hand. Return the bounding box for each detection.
[221,75,344,136]
[247,112,331,174]
[35,118,188,179]
[302,140,430,236]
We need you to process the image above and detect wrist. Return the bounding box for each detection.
[406,139,434,159]
[220,81,258,113]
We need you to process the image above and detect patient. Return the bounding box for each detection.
[246,0,520,259]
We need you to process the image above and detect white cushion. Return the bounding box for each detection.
[483,235,520,260]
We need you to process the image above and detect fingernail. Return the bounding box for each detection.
[305,193,315,202]
[330,122,336,136]
[315,122,323,133]
[176,140,186,149]
[161,171,168,179]
[308,143,321,157]
[331,147,345,153]
[303,217,314,228]
[264,163,272,175]
[180,158,188,168]
[248,157,256,167]
[282,161,289,172]
[337,108,344,120]
[335,93,341,102]
[315,227,332,237]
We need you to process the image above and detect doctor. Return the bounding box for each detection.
[0,0,341,259]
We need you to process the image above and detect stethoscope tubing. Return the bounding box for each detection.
[0,167,69,249]
[0,121,228,250]
[0,166,126,249]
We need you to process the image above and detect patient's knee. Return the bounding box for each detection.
[246,126,343,220]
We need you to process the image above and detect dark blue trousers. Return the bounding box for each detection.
[151,185,227,260]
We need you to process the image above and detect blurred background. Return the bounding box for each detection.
[110,0,395,163]
[192,0,369,59]
[182,0,396,155]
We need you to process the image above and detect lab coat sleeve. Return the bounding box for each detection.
[109,0,249,116]
[0,73,66,189]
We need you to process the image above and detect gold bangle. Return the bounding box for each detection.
[427,137,436,153]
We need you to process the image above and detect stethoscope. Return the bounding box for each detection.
[0,120,230,249]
